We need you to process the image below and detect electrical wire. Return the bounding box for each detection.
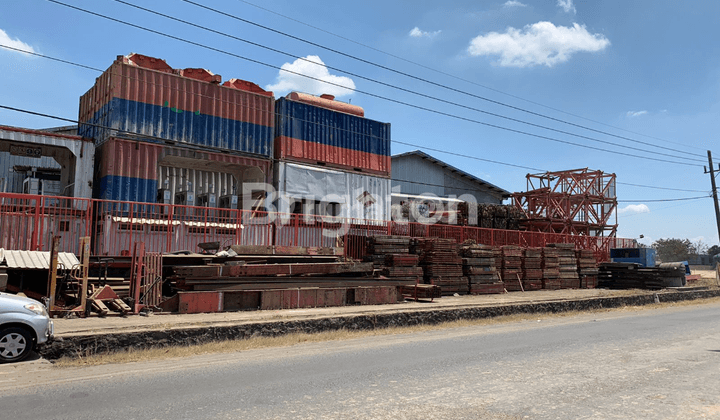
[177,0,707,160]
[41,0,706,168]
[235,0,712,155]
[2,103,711,200]
[616,195,710,203]
[112,0,705,164]
[0,46,711,193]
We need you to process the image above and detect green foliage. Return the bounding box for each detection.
[652,238,693,262]
[708,245,720,257]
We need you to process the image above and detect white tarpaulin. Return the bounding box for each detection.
[276,162,391,221]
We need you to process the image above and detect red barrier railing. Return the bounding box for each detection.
[0,192,635,261]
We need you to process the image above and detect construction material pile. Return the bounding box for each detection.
[365,236,410,268]
[500,245,524,291]
[456,203,526,230]
[576,249,599,288]
[597,263,664,289]
[417,238,465,295]
[459,241,503,294]
[169,246,378,292]
[522,248,543,291]
[549,243,579,289]
[598,262,686,290]
[542,247,561,290]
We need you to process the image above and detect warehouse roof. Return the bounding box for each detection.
[392,150,511,198]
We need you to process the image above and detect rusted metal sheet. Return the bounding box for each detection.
[177,291,222,314]
[221,261,373,277]
[259,287,348,310]
[351,286,398,305]
[79,54,274,156]
[95,137,270,203]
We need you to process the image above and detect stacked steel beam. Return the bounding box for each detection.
[542,247,561,290]
[522,247,543,290]
[576,249,599,288]
[501,245,524,291]
[550,243,579,289]
[459,242,503,295]
[418,238,465,295]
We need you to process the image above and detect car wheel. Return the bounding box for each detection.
[0,327,34,363]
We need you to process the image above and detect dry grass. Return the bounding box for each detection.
[53,296,720,368]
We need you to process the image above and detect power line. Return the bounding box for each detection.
[0,47,710,193]
[234,0,713,155]
[43,0,705,168]
[617,195,710,203]
[111,0,704,164]
[176,0,708,160]
[0,45,104,72]
[2,103,710,197]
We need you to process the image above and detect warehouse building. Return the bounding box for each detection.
[391,150,510,222]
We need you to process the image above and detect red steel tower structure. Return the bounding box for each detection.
[512,168,617,237]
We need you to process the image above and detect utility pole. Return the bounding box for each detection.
[706,150,720,244]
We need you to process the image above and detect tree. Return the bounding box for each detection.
[652,238,693,262]
[708,245,720,257]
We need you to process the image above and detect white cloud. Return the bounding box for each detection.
[467,22,609,67]
[626,110,648,118]
[265,55,355,98]
[0,28,36,55]
[557,0,576,14]
[503,1,527,7]
[618,204,650,215]
[409,27,442,39]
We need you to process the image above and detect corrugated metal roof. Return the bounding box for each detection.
[392,150,511,197]
[0,249,79,270]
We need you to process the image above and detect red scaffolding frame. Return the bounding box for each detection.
[512,168,617,237]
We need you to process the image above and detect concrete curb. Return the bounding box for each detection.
[40,289,720,361]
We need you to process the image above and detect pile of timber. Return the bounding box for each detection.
[418,238,465,295]
[549,243,579,289]
[522,248,543,291]
[365,236,410,268]
[542,247,561,290]
[576,249,599,288]
[500,245,524,291]
[597,263,664,290]
[365,236,423,281]
[459,241,503,295]
[456,203,526,230]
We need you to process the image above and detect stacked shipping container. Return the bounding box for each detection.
[274,93,391,177]
[81,53,274,205]
[273,92,392,222]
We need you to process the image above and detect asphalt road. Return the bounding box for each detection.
[2,303,720,419]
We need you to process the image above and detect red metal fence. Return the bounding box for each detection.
[0,193,635,261]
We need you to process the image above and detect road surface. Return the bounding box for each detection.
[2,302,720,419]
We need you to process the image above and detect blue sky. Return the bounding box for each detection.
[1,0,720,248]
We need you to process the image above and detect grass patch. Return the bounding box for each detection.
[53,296,720,368]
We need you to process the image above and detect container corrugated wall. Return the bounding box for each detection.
[94,137,271,203]
[274,97,391,176]
[79,59,274,157]
[275,161,391,221]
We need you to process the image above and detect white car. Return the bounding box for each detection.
[0,292,54,363]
